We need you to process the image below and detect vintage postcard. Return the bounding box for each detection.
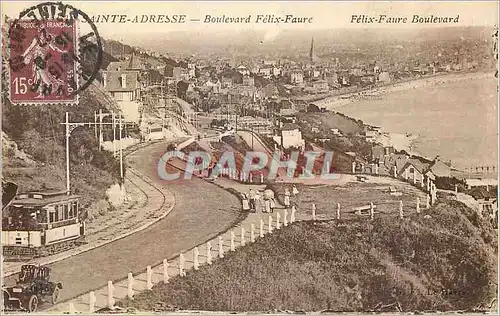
[1,1,498,314]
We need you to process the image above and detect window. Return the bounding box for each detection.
[58,205,63,221]
[49,211,55,223]
[64,204,69,220]
[409,167,414,174]
[114,92,123,101]
[72,202,78,218]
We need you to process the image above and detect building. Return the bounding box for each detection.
[312,79,329,92]
[469,187,498,221]
[428,156,452,178]
[378,71,391,82]
[242,75,255,86]
[103,71,141,102]
[236,65,250,76]
[290,71,304,84]
[279,123,305,150]
[102,70,141,122]
[399,158,430,185]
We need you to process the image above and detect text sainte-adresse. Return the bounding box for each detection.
[83,14,313,24]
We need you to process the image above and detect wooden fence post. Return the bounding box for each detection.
[249,173,253,183]
[146,266,153,290]
[127,272,134,299]
[163,259,169,283]
[337,203,341,220]
[312,203,316,220]
[179,253,186,276]
[193,247,200,270]
[205,242,212,265]
[260,218,264,237]
[250,223,256,243]
[218,236,224,258]
[426,194,430,208]
[230,231,236,251]
[370,202,374,221]
[89,291,96,313]
[399,200,404,219]
[68,302,76,314]
[107,281,115,308]
[240,226,246,246]
[260,174,264,183]
[416,197,420,213]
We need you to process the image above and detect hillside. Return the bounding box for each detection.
[2,80,122,216]
[120,197,497,312]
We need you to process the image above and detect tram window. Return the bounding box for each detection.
[58,205,63,221]
[37,210,47,223]
[64,204,69,220]
[54,209,59,222]
[71,202,77,218]
[49,211,55,223]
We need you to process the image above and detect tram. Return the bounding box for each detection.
[2,190,86,259]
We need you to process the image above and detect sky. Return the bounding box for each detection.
[1,1,498,39]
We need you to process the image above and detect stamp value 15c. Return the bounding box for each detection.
[9,18,79,104]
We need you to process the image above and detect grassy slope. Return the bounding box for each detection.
[120,197,497,312]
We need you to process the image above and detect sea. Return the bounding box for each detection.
[330,76,498,170]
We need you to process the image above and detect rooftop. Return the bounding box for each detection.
[12,192,81,207]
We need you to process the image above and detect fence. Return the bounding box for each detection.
[63,194,430,313]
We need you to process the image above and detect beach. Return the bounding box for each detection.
[314,72,493,110]
[317,72,498,170]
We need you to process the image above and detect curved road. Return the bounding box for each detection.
[4,141,242,304]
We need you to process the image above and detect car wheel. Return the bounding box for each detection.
[28,295,38,312]
[52,287,60,304]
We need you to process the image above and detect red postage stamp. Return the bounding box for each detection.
[8,19,79,104]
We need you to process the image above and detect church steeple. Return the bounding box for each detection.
[309,37,314,63]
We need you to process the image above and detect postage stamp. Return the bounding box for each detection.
[8,18,79,103]
[7,2,103,105]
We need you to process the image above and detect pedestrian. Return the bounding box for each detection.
[292,184,299,197]
[284,188,291,208]
[270,197,276,213]
[241,193,250,212]
[264,198,271,213]
[254,193,262,213]
[249,189,256,211]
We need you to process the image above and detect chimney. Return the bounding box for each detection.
[120,74,127,88]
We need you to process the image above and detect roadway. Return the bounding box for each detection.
[4,141,242,305]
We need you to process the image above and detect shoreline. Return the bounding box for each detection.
[313,71,493,110]
[316,71,496,173]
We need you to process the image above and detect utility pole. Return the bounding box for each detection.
[62,112,121,193]
[62,112,85,194]
[119,113,124,180]
[112,111,116,157]
[65,112,70,194]
[99,109,103,151]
